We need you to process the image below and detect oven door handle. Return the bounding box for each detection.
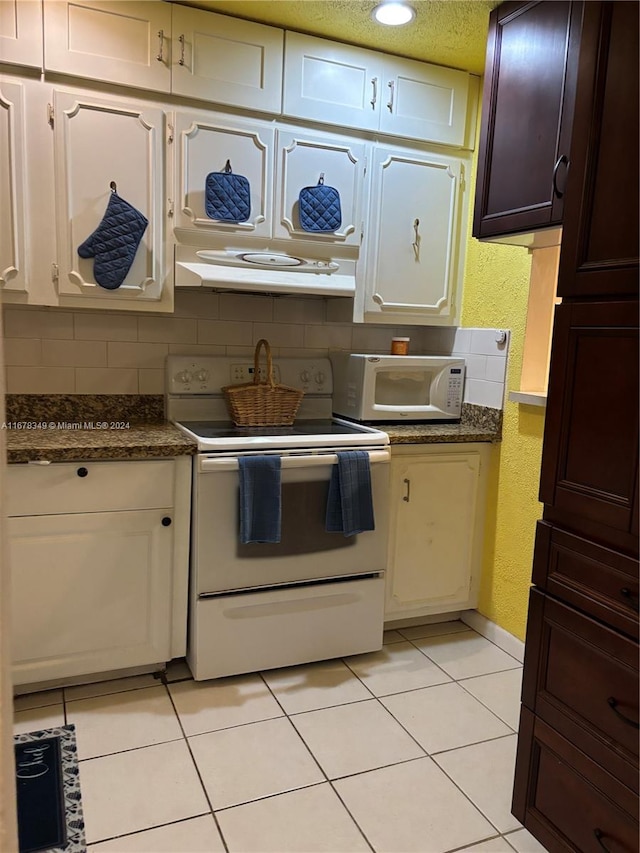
[199,450,390,472]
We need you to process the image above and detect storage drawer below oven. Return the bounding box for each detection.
[188,575,385,680]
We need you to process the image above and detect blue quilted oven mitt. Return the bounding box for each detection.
[298,175,342,233]
[205,160,251,223]
[77,189,148,290]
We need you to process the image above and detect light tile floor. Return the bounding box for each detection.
[13,622,548,853]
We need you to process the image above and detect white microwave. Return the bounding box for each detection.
[331,354,466,422]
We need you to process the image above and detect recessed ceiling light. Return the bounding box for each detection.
[372,2,416,26]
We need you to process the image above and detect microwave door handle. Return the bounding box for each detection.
[199,450,390,472]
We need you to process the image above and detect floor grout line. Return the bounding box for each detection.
[86,812,212,849]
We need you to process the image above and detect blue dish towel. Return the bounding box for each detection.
[326,451,375,537]
[238,456,282,544]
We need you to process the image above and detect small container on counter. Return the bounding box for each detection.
[391,337,410,355]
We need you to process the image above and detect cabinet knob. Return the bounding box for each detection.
[162,516,172,527]
[77,467,88,478]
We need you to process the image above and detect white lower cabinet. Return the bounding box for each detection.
[358,145,470,326]
[385,443,490,621]
[8,457,191,687]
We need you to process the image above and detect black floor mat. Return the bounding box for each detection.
[14,725,85,853]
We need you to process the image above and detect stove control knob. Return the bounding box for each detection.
[315,371,326,385]
[300,370,311,383]
[193,369,209,383]
[175,370,192,384]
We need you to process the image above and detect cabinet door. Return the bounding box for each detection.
[44,1,171,92]
[274,129,367,247]
[174,109,274,239]
[0,76,57,306]
[540,301,639,552]
[53,90,170,311]
[283,32,382,132]
[379,56,470,147]
[0,79,27,297]
[364,147,465,325]
[171,7,283,114]
[473,1,582,239]
[558,2,639,298]
[10,509,173,686]
[0,0,42,69]
[386,451,482,616]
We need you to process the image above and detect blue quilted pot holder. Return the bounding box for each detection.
[77,185,148,290]
[299,175,342,233]
[205,160,251,223]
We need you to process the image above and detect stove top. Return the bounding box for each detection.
[175,417,389,453]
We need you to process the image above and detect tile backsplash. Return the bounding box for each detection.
[1,294,510,409]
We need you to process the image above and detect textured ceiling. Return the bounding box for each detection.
[171,0,499,75]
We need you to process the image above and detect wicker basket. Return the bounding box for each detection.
[222,339,303,426]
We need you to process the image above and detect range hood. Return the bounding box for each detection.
[175,244,357,297]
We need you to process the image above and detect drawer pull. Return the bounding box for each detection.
[594,829,614,851]
[619,587,639,612]
[76,467,88,478]
[607,696,639,729]
[162,517,172,527]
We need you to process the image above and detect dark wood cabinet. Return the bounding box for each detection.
[473,1,583,239]
[557,1,640,298]
[513,3,639,848]
[539,300,639,552]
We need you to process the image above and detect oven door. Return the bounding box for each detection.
[192,450,389,594]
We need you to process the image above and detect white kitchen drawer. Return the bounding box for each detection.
[6,459,174,517]
[188,575,385,680]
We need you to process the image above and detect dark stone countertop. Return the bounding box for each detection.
[380,403,502,445]
[3,395,197,463]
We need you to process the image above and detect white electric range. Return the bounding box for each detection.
[166,355,390,680]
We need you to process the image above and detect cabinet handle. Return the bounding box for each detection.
[594,829,614,851]
[387,80,395,112]
[403,478,410,502]
[619,587,639,612]
[156,29,164,63]
[370,77,378,108]
[412,218,420,259]
[607,697,639,729]
[552,154,568,198]
[76,467,88,478]
[178,33,186,66]
[162,516,172,527]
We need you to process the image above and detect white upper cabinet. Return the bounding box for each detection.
[174,109,274,239]
[379,56,470,146]
[53,89,171,311]
[0,0,43,69]
[283,31,472,147]
[0,76,57,306]
[274,129,368,247]
[44,1,171,92]
[171,6,283,114]
[0,79,27,298]
[360,145,469,326]
[283,32,382,133]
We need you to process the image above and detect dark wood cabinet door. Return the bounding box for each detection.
[540,301,639,552]
[521,590,638,790]
[473,1,583,239]
[513,707,639,852]
[558,1,640,298]
[533,521,639,639]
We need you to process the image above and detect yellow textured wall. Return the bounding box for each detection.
[461,213,544,641]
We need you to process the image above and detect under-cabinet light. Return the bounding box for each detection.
[372,2,416,26]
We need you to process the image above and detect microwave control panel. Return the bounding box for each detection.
[446,367,465,412]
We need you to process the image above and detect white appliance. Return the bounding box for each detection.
[174,241,357,297]
[166,355,390,680]
[331,353,466,422]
